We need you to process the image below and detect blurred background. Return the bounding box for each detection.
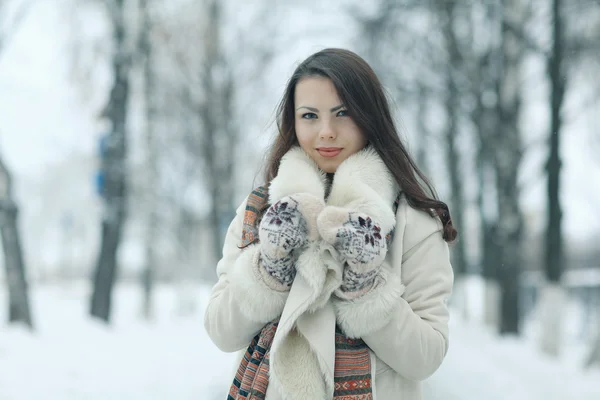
[0,0,599,399]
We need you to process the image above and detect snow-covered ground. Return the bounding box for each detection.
[1,281,599,400]
[423,318,600,399]
[0,283,237,400]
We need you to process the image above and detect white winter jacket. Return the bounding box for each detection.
[204,147,454,400]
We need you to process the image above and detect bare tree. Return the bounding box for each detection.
[137,0,158,320]
[538,0,568,356]
[564,0,600,367]
[439,0,470,318]
[89,0,134,322]
[356,0,438,180]
[492,0,530,335]
[0,0,34,328]
[536,0,600,357]
[158,0,281,283]
[354,0,533,334]
[459,0,525,334]
[355,0,473,317]
[199,0,233,270]
[469,1,503,330]
[0,157,32,327]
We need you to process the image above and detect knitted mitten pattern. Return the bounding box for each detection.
[318,206,389,293]
[258,196,309,289]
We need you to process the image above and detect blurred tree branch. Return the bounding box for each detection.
[0,0,34,56]
[503,20,549,57]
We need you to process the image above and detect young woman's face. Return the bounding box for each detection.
[294,76,368,173]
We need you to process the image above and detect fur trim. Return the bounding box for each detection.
[327,147,398,233]
[333,266,405,338]
[270,329,329,400]
[269,244,334,400]
[227,245,288,323]
[290,240,344,313]
[307,242,343,312]
[272,242,329,340]
[294,241,328,297]
[295,304,337,396]
[315,205,349,245]
[290,193,326,241]
[269,147,327,203]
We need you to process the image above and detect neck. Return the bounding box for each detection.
[325,172,334,199]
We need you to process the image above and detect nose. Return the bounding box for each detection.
[319,119,336,140]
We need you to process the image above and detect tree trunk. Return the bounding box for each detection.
[175,207,197,315]
[540,0,567,357]
[545,0,565,285]
[415,84,429,174]
[0,0,34,329]
[587,336,600,368]
[482,224,502,327]
[475,104,502,328]
[441,0,469,318]
[475,0,504,330]
[0,199,33,328]
[90,0,131,323]
[495,0,527,335]
[139,0,158,320]
[586,299,600,368]
[198,0,236,281]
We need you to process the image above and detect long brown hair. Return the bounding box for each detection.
[264,48,457,242]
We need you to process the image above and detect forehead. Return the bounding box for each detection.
[294,76,341,104]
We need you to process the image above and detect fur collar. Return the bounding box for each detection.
[269,146,398,215]
[267,146,400,400]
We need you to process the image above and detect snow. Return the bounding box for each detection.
[424,318,600,400]
[1,281,599,400]
[0,283,237,400]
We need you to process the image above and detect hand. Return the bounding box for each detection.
[317,206,389,293]
[259,194,324,288]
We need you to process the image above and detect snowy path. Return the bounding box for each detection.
[0,283,598,399]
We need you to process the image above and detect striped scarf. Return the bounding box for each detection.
[230,186,400,400]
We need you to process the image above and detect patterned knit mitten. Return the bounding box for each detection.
[258,195,323,290]
[317,206,389,294]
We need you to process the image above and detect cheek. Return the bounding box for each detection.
[348,126,368,149]
[295,122,313,146]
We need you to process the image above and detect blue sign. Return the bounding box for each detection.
[95,171,105,197]
[98,134,109,159]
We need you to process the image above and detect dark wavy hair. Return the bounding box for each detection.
[264,48,456,242]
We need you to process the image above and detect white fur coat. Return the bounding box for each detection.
[204,147,454,400]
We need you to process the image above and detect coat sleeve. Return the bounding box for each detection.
[333,201,454,381]
[203,197,289,353]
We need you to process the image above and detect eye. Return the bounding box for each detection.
[337,109,349,117]
[302,112,317,119]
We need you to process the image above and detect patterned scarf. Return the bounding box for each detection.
[230,186,400,400]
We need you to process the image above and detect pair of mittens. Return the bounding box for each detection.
[259,195,388,297]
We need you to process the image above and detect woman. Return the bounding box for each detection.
[204,48,456,400]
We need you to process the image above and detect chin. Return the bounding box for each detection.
[317,161,339,174]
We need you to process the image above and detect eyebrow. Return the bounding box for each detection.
[296,104,345,112]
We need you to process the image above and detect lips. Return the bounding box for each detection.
[317,147,342,158]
